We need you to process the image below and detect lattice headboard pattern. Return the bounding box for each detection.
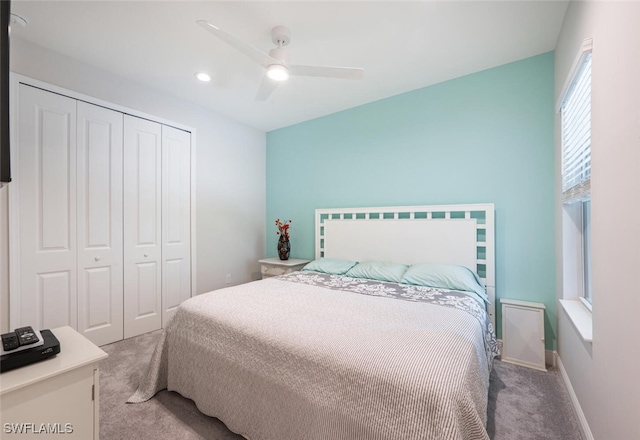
[315,204,496,327]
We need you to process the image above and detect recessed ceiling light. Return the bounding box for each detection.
[195,72,211,82]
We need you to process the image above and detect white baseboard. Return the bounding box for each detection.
[545,349,557,368]
[494,343,592,438]
[557,355,594,440]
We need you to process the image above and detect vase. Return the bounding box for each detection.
[277,236,290,260]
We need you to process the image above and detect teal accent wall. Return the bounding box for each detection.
[266,52,556,349]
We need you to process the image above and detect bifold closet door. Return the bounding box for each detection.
[14,82,192,341]
[161,126,191,327]
[76,102,124,346]
[123,116,162,338]
[17,85,78,330]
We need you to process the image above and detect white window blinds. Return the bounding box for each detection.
[561,53,592,201]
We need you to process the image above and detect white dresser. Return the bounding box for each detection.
[259,258,311,279]
[0,326,108,439]
[501,299,546,371]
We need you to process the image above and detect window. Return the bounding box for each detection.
[560,42,592,306]
[582,200,592,303]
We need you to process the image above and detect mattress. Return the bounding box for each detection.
[129,272,499,440]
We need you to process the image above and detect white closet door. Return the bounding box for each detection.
[123,116,162,338]
[76,102,124,346]
[17,85,77,330]
[161,126,191,327]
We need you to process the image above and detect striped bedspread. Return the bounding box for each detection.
[129,272,499,440]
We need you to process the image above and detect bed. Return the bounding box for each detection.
[129,204,500,440]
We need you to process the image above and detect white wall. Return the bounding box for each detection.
[555,2,640,439]
[1,38,266,332]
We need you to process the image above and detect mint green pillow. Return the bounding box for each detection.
[345,261,409,283]
[401,263,488,303]
[302,258,358,275]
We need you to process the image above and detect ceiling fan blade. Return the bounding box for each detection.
[289,65,364,80]
[197,20,278,68]
[255,75,279,101]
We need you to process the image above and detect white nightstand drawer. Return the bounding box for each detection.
[261,265,289,277]
[258,258,311,279]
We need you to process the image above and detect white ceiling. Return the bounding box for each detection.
[10,1,568,132]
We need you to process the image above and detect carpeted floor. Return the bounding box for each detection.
[99,330,583,440]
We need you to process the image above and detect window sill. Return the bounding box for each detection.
[559,299,593,343]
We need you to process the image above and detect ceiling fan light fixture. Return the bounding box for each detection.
[266,64,289,82]
[196,20,363,101]
[195,72,211,82]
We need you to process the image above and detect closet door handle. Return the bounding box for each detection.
[94,256,100,262]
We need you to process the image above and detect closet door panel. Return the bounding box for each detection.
[77,102,124,346]
[161,126,191,326]
[17,85,77,330]
[13,81,193,341]
[124,116,162,338]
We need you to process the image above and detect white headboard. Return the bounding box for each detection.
[315,204,496,328]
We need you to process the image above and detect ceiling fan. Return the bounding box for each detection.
[196,20,364,101]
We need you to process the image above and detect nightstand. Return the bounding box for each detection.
[0,326,108,439]
[501,299,546,371]
[259,258,311,279]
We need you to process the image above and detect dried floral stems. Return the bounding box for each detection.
[275,218,291,240]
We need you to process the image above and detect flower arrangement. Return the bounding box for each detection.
[275,218,291,240]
